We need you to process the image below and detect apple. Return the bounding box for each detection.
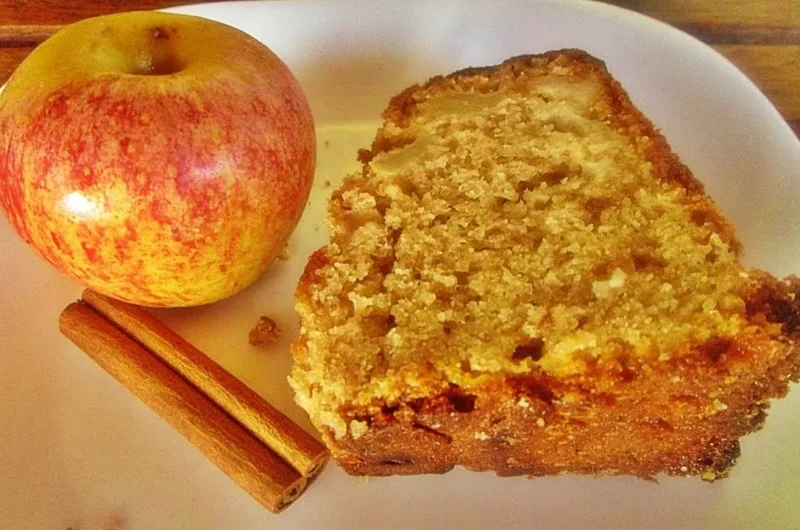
[0,11,315,307]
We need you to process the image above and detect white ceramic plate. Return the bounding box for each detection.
[2,1,799,528]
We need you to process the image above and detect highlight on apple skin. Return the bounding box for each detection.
[0,11,316,307]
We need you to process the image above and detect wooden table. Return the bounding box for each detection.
[1,0,797,136]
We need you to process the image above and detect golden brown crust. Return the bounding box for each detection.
[324,279,800,477]
[301,270,800,477]
[293,49,799,479]
[326,297,800,477]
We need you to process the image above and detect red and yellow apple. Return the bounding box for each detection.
[0,11,315,306]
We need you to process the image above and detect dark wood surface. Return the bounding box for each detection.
[0,0,798,135]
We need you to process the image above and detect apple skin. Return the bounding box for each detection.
[0,12,315,307]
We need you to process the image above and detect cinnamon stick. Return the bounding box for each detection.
[59,302,306,514]
[81,289,328,478]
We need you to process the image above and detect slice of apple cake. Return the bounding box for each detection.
[291,50,800,478]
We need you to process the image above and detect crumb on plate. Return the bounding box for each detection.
[249,316,281,347]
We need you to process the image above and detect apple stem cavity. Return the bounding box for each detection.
[129,26,184,76]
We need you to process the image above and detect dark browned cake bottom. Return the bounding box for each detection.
[334,279,799,478]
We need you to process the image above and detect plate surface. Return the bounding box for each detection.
[1,1,799,528]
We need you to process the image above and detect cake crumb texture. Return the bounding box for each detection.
[291,50,800,477]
